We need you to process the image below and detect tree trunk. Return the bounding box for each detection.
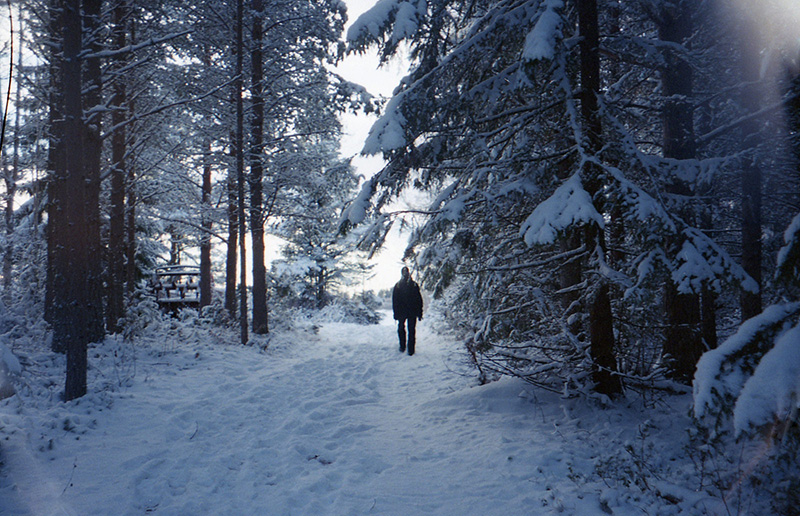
[82,0,105,343]
[54,0,89,400]
[658,1,705,382]
[225,1,243,320]
[740,165,762,319]
[605,1,626,269]
[124,18,137,294]
[200,135,213,308]
[559,234,582,338]
[225,151,239,317]
[235,0,248,344]
[740,157,762,319]
[590,284,619,393]
[45,0,65,331]
[739,21,764,321]
[125,160,137,293]
[107,0,129,332]
[169,233,182,264]
[249,0,269,334]
[701,285,717,350]
[578,0,622,396]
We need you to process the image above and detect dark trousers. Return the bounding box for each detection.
[397,318,417,355]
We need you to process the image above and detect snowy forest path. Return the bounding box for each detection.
[0,310,652,516]
[246,313,569,514]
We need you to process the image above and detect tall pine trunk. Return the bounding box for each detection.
[82,0,105,342]
[45,0,64,332]
[107,0,129,332]
[123,16,137,295]
[738,19,764,320]
[578,0,622,396]
[607,0,626,268]
[200,136,213,308]
[740,163,762,319]
[226,150,239,317]
[225,0,243,322]
[125,159,136,293]
[235,0,248,344]
[52,0,91,400]
[249,0,269,334]
[658,1,707,382]
[200,47,213,309]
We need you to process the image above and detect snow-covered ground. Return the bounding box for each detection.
[1,309,734,515]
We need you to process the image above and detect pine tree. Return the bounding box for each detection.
[50,0,95,400]
[277,155,363,308]
[343,0,758,394]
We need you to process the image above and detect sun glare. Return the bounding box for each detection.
[728,0,800,68]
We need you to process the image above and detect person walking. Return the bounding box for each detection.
[392,266,423,355]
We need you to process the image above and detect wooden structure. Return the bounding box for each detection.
[149,265,201,310]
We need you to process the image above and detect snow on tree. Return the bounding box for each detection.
[273,153,371,309]
[342,0,760,394]
[694,213,800,437]
[519,173,603,247]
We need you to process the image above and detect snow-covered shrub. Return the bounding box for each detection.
[694,213,800,437]
[274,292,382,327]
[198,299,237,328]
[120,287,166,342]
[702,305,800,437]
[0,340,22,399]
[270,262,382,326]
[692,213,800,514]
[272,258,334,309]
[313,297,383,325]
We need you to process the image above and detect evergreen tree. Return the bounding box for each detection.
[276,154,365,308]
[343,0,758,393]
[50,0,96,400]
[245,0,349,334]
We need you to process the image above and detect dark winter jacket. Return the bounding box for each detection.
[392,278,423,321]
